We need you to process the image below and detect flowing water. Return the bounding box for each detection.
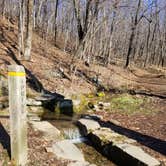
[49,115,116,166]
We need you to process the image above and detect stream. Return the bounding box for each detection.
[49,115,116,166]
[29,92,156,165]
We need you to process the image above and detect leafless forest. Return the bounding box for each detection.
[0,0,166,68]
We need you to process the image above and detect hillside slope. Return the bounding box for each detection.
[0,17,166,98]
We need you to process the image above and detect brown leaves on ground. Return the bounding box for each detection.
[0,118,69,166]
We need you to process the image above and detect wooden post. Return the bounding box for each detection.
[8,65,27,166]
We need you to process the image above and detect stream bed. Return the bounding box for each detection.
[49,115,116,166]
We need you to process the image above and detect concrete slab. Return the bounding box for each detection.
[90,127,136,147]
[51,140,85,162]
[77,119,100,136]
[30,121,61,141]
[77,121,160,166]
[116,144,160,166]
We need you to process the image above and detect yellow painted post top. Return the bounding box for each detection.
[8,71,26,77]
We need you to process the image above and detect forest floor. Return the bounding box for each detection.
[0,17,166,165]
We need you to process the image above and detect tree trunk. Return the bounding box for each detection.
[125,27,135,68]
[144,22,151,67]
[125,0,141,68]
[54,0,59,45]
[18,0,25,58]
[72,0,84,42]
[24,0,33,60]
[83,0,91,35]
[1,0,5,17]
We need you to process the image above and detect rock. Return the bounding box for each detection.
[35,94,56,101]
[58,99,73,116]
[87,102,95,109]
[87,127,159,166]
[51,140,85,161]
[80,114,102,121]
[68,161,96,166]
[114,143,160,166]
[94,105,99,110]
[27,106,45,115]
[89,127,136,148]
[98,102,110,108]
[0,108,9,116]
[77,119,100,136]
[27,98,42,106]
[0,101,9,109]
[28,114,41,121]
[0,96,8,109]
[73,99,81,106]
[30,121,61,141]
[0,76,8,96]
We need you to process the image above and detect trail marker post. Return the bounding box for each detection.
[8,65,27,165]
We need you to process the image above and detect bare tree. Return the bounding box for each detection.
[54,0,59,44]
[24,0,33,60]
[18,0,25,58]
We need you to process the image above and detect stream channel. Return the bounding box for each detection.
[49,115,116,166]
[41,92,149,165]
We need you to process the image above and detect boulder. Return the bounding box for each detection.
[59,99,73,116]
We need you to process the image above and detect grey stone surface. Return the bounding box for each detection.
[76,120,160,166]
[86,126,160,166]
[35,94,56,101]
[116,144,160,166]
[27,98,42,106]
[51,140,85,161]
[90,127,136,146]
[30,121,61,140]
[77,119,100,136]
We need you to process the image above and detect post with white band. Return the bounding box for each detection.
[8,65,27,165]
